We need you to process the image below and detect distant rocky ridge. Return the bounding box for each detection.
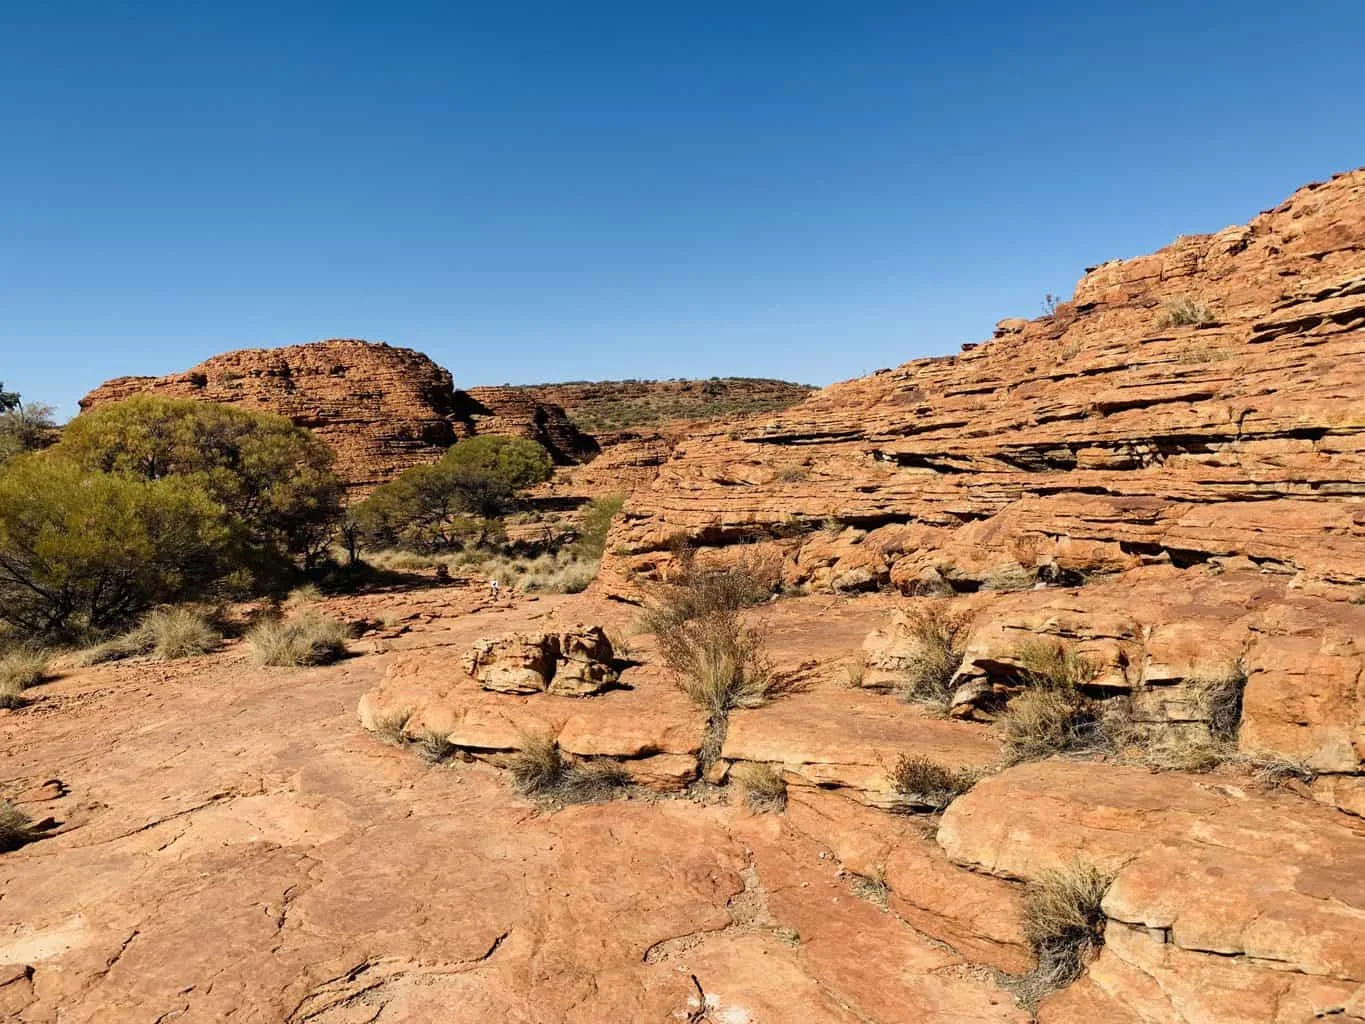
[476,378,814,437]
[79,340,600,493]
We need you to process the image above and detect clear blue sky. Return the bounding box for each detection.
[4,1,1364,417]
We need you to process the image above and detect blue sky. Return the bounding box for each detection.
[3,2,1364,417]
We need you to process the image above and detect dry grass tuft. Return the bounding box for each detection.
[508,733,630,803]
[0,648,47,707]
[850,874,890,909]
[1001,689,1098,764]
[559,759,632,804]
[418,730,456,764]
[247,613,349,667]
[285,583,323,606]
[1017,861,1113,1006]
[1192,660,1247,742]
[737,763,787,813]
[0,800,39,852]
[898,603,972,710]
[888,754,976,809]
[1016,638,1099,691]
[75,606,220,665]
[509,732,565,795]
[1154,295,1216,328]
[981,562,1038,592]
[840,660,866,688]
[1249,752,1317,789]
[373,707,413,744]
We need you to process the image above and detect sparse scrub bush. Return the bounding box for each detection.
[657,610,776,718]
[286,583,322,606]
[559,759,632,803]
[1016,638,1099,691]
[0,800,39,852]
[982,562,1038,592]
[246,613,349,667]
[1249,752,1316,789]
[737,763,787,812]
[1017,862,1113,1005]
[373,707,413,744]
[899,603,972,710]
[888,754,976,809]
[1154,295,1216,329]
[641,546,776,635]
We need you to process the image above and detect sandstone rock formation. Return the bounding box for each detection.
[79,340,598,493]
[603,169,1365,599]
[459,625,617,696]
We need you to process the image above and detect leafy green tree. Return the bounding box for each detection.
[0,383,17,413]
[0,401,58,464]
[0,456,231,637]
[55,396,342,569]
[354,435,552,552]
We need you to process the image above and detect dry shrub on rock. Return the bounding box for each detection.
[899,603,972,710]
[1017,861,1113,1006]
[247,613,349,667]
[0,648,47,707]
[641,545,776,635]
[737,763,787,812]
[659,610,776,718]
[888,754,976,810]
[1154,294,1216,328]
[1000,639,1105,764]
[1192,660,1247,742]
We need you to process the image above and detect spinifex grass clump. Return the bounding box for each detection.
[1016,862,1113,1006]
[246,612,349,667]
[508,732,631,805]
[0,648,47,708]
[1000,639,1104,764]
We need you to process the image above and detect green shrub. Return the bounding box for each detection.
[0,456,231,638]
[573,493,626,560]
[246,613,349,667]
[352,436,551,552]
[56,396,342,571]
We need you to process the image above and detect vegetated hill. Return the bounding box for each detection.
[604,168,1365,599]
[474,377,815,436]
[79,340,599,493]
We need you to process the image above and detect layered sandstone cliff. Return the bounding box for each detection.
[79,340,598,492]
[604,169,1365,597]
